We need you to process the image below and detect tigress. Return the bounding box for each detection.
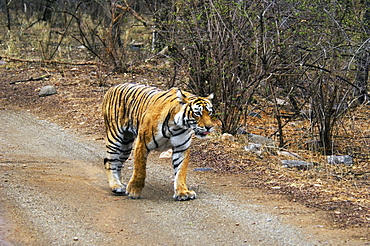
[102,83,214,201]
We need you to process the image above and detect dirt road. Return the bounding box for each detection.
[0,109,367,245]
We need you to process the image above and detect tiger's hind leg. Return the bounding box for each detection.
[104,131,135,194]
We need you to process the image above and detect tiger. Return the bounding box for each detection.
[102,83,214,201]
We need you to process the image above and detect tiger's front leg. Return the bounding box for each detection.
[126,139,148,199]
[172,148,196,201]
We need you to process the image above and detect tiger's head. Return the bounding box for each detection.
[174,89,214,138]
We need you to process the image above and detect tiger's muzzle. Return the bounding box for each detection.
[194,125,213,138]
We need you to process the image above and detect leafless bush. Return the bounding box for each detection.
[150,0,273,134]
[149,0,366,154]
[64,1,152,72]
[2,0,152,72]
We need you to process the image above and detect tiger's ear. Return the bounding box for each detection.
[176,89,188,104]
[207,93,214,100]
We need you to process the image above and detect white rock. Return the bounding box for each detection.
[244,143,261,152]
[281,160,314,170]
[248,133,274,145]
[327,155,353,166]
[159,149,172,158]
[39,85,57,97]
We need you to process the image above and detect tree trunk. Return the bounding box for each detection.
[42,0,56,22]
[5,0,11,30]
[355,54,369,104]
[355,0,370,104]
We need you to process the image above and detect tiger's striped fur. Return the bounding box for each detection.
[103,83,213,200]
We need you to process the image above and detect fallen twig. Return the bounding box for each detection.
[9,75,51,85]
[2,56,106,66]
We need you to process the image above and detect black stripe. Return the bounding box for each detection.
[173,149,188,154]
[106,144,122,153]
[143,136,151,152]
[104,158,117,164]
[106,143,132,155]
[161,113,171,138]
[107,150,119,155]
[154,90,172,102]
[172,157,183,168]
[181,110,187,126]
[171,129,187,136]
[174,135,192,148]
[192,98,203,104]
[122,138,135,144]
[107,131,124,146]
[170,96,179,102]
[121,148,132,155]
[152,128,159,148]
[173,163,180,170]
[107,134,124,147]
[105,144,121,151]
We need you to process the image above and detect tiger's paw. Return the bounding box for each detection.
[125,182,143,199]
[110,183,127,194]
[173,190,197,201]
